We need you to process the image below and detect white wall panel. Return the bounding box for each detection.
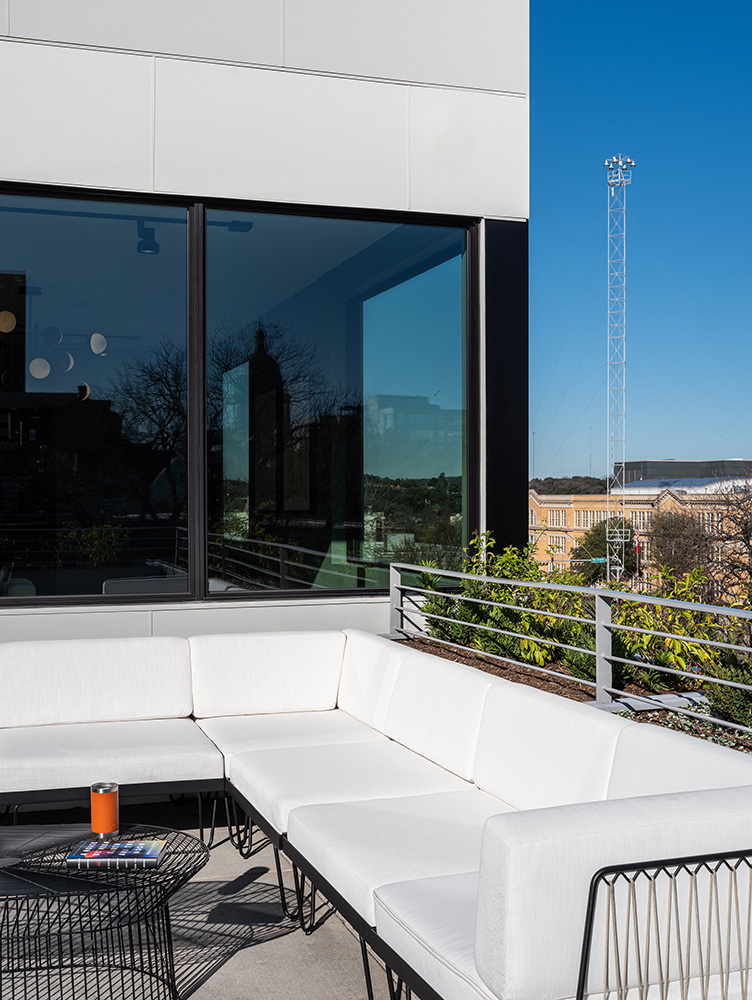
[1,2,8,35]
[285,0,528,94]
[409,88,528,218]
[154,59,409,209]
[0,610,151,641]
[10,0,284,66]
[0,41,152,190]
[0,599,388,641]
[151,599,389,638]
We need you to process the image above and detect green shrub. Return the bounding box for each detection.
[703,656,752,728]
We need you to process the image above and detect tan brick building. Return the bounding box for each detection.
[528,485,726,576]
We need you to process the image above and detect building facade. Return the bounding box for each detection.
[0,3,529,639]
[529,485,728,576]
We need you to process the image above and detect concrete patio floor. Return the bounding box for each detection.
[1,798,384,1000]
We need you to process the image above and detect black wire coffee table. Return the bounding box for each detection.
[0,823,209,999]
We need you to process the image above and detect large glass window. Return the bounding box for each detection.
[0,195,188,598]
[206,210,467,592]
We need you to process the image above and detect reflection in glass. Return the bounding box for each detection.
[0,195,188,598]
[207,210,467,592]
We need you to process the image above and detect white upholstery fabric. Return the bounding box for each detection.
[0,719,224,792]
[287,789,513,925]
[197,708,386,760]
[474,786,752,1000]
[375,873,495,1000]
[189,631,346,718]
[473,681,631,809]
[228,740,469,834]
[0,637,192,727]
[338,630,407,731]
[608,721,752,798]
[382,648,498,780]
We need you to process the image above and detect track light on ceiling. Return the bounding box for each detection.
[136,219,159,255]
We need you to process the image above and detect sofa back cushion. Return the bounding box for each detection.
[474,682,632,809]
[189,631,346,718]
[337,630,410,732]
[381,646,498,780]
[0,637,192,727]
[608,722,752,798]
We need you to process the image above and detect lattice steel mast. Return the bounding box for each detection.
[604,154,635,581]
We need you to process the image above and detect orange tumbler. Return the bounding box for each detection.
[91,782,119,839]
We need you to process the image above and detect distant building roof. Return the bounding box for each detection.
[620,477,749,495]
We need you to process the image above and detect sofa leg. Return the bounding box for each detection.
[273,846,298,920]
[386,967,411,1000]
[196,791,222,847]
[224,796,255,859]
[359,936,376,1000]
[292,864,320,935]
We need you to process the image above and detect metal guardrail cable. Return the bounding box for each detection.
[393,563,752,619]
[608,620,752,656]
[397,582,595,627]
[606,655,752,692]
[394,604,597,656]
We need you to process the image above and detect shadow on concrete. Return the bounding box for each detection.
[171,867,297,997]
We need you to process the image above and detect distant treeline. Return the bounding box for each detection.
[529,476,608,495]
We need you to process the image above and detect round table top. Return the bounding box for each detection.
[1,823,209,936]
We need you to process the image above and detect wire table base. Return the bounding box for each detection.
[1,824,209,1000]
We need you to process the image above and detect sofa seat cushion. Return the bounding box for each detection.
[228,741,469,835]
[189,631,346,718]
[0,636,192,727]
[0,719,224,793]
[197,709,386,760]
[287,789,514,926]
[375,873,494,1000]
[473,681,632,809]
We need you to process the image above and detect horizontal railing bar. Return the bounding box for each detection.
[209,533,388,569]
[604,686,752,736]
[398,583,595,627]
[396,627,597,689]
[608,620,752,655]
[607,654,752,692]
[395,604,597,658]
[392,563,752,620]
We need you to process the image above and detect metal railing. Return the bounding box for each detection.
[389,562,752,736]
[205,532,390,591]
[0,523,185,569]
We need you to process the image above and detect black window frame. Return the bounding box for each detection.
[0,180,527,606]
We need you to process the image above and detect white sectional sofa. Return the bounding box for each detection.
[3,628,752,1000]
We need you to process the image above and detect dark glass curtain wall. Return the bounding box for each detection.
[0,192,469,600]
[206,210,467,593]
[0,195,188,598]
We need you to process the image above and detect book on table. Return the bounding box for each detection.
[65,839,168,870]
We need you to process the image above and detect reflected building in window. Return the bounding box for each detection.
[364,394,463,481]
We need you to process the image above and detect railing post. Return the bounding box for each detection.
[279,547,289,588]
[220,537,227,580]
[389,565,402,635]
[594,592,613,705]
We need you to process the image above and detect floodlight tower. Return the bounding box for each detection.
[604,154,635,582]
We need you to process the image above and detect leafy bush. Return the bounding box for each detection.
[703,657,752,728]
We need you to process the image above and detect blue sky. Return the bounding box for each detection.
[529,2,752,479]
